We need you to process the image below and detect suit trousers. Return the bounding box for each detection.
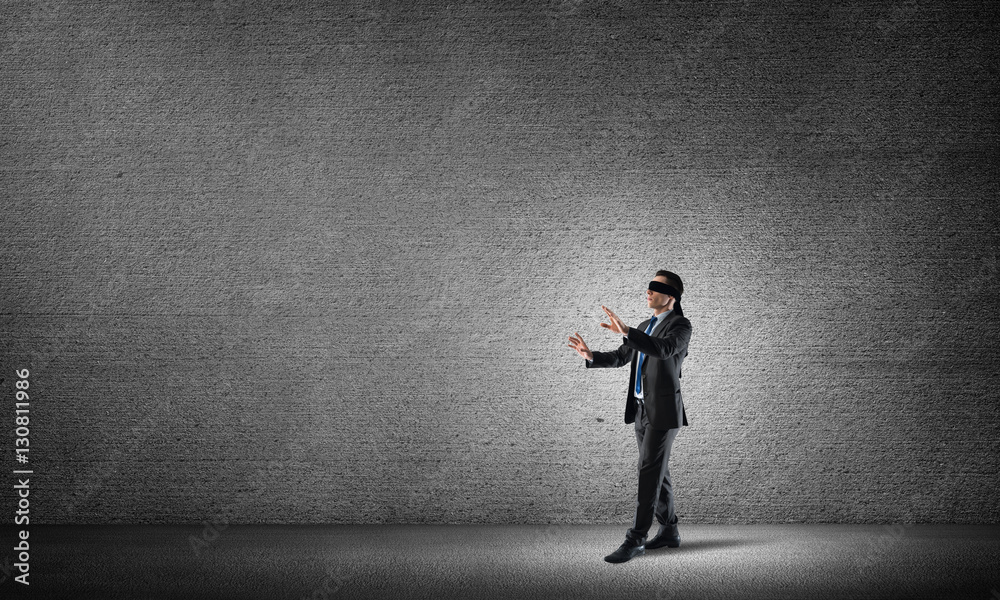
[626,401,679,542]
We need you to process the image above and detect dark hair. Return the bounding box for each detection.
[654,270,683,294]
[654,270,684,316]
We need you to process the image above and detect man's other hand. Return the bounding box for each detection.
[600,305,629,335]
[568,332,594,361]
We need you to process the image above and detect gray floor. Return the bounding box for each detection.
[1,525,998,599]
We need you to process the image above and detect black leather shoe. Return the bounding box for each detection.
[645,523,680,549]
[604,537,645,563]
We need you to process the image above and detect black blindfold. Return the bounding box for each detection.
[648,281,681,299]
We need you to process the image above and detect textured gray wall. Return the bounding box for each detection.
[1,0,997,524]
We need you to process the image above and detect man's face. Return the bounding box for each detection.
[646,275,674,311]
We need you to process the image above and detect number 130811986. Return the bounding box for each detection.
[14,369,30,465]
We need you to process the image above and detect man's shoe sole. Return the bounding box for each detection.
[645,537,680,550]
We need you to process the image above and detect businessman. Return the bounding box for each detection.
[567,270,691,563]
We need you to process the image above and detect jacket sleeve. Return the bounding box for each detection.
[623,318,691,360]
[586,338,632,369]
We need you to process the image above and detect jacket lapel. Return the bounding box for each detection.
[643,311,676,338]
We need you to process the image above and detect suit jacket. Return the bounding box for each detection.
[586,311,691,430]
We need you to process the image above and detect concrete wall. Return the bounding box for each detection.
[2,0,997,524]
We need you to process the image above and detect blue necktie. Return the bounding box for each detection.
[635,315,658,397]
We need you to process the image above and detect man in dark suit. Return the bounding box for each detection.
[567,270,691,563]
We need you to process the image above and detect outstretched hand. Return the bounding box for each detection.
[567,332,594,361]
[600,305,630,335]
